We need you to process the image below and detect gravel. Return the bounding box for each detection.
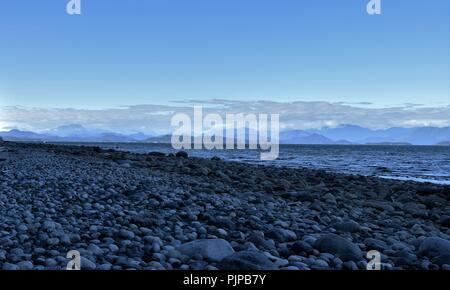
[0,142,449,270]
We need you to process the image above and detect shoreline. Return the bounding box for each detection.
[0,141,449,270]
[21,140,450,185]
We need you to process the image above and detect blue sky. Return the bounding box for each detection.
[0,0,449,108]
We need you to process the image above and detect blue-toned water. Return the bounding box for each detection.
[53,143,450,185]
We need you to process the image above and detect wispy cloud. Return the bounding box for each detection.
[1,100,449,133]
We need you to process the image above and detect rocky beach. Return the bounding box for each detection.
[0,141,449,270]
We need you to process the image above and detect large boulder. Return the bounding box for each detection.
[219,251,277,270]
[177,239,235,262]
[418,237,450,266]
[314,234,363,262]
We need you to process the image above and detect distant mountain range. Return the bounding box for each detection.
[0,125,154,143]
[1,124,449,145]
[304,125,450,145]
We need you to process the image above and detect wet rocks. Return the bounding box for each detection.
[147,152,166,157]
[365,201,395,212]
[266,228,297,242]
[440,216,450,228]
[177,239,235,262]
[291,241,314,255]
[418,237,450,266]
[314,234,363,262]
[283,191,316,202]
[247,232,274,251]
[364,238,389,252]
[118,229,135,240]
[0,142,449,270]
[219,251,277,270]
[176,151,189,158]
[80,257,96,270]
[330,221,361,233]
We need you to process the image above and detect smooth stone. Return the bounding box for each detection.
[364,238,389,252]
[311,259,329,269]
[291,241,314,255]
[178,239,235,262]
[418,237,450,265]
[108,244,119,252]
[343,261,358,270]
[87,244,104,255]
[219,251,278,270]
[266,228,297,242]
[314,234,363,262]
[47,238,59,245]
[45,258,58,266]
[331,221,361,233]
[17,225,28,232]
[2,263,18,270]
[80,257,96,270]
[147,261,165,270]
[118,229,135,239]
[17,261,33,270]
[280,266,300,270]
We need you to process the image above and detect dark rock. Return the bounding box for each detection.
[118,229,135,239]
[440,216,450,228]
[343,261,358,270]
[365,201,395,212]
[418,237,450,266]
[432,254,450,266]
[331,221,361,233]
[248,232,273,250]
[364,238,389,252]
[176,151,189,158]
[266,228,297,242]
[219,251,277,270]
[92,146,102,153]
[177,239,235,262]
[80,257,96,270]
[282,191,316,202]
[209,217,236,230]
[291,241,314,255]
[314,234,363,262]
[17,261,34,270]
[147,152,166,157]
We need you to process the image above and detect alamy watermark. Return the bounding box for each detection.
[66,1,381,16]
[171,106,280,161]
[367,0,382,15]
[366,250,382,270]
[66,0,81,15]
[66,250,81,270]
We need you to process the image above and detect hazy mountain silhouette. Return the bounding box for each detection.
[1,124,449,145]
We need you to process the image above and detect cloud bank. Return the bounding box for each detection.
[1,100,449,133]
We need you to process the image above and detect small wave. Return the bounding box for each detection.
[379,175,450,185]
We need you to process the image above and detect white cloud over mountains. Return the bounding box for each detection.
[1,100,449,133]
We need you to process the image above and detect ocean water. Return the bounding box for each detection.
[54,143,450,185]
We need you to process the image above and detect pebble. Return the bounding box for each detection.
[0,142,448,270]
